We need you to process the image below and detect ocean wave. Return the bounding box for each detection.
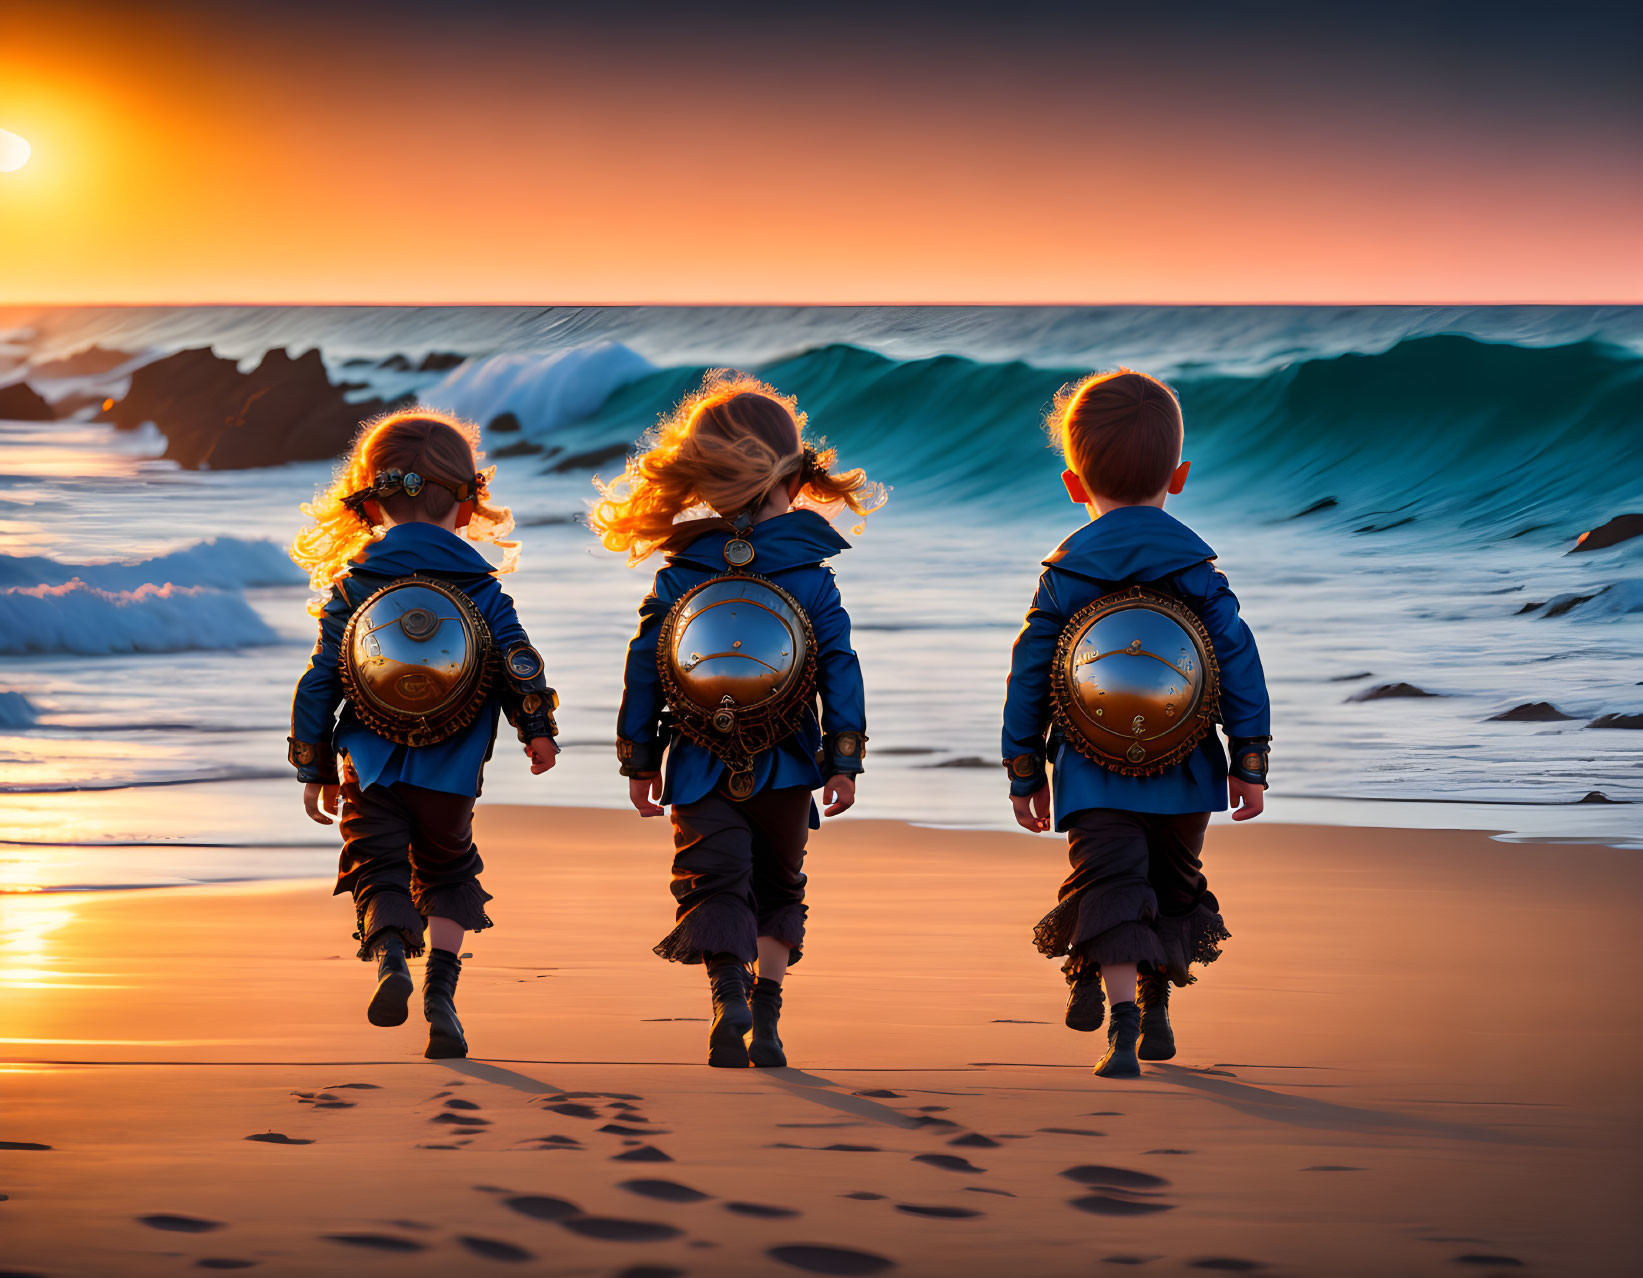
[0,580,279,655]
[419,342,655,439]
[546,333,1643,547]
[0,690,37,728]
[0,537,306,592]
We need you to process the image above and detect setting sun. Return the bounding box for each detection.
[0,127,30,172]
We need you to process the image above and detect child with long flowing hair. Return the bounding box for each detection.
[592,371,885,1067]
[289,409,560,1059]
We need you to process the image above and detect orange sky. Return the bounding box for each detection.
[0,3,1639,304]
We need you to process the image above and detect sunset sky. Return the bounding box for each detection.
[1,0,1638,304]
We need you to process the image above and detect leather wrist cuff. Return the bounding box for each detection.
[822,730,867,776]
[617,736,664,777]
[513,702,558,744]
[288,736,339,785]
[1228,736,1271,788]
[1005,751,1048,792]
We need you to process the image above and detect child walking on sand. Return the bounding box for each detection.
[1002,371,1270,1077]
[592,371,884,1068]
[288,409,560,1059]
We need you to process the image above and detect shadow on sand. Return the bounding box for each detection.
[1147,1064,1529,1145]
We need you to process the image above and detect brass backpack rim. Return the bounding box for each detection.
[655,570,818,797]
[1048,583,1221,778]
[339,575,497,750]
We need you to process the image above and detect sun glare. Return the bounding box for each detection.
[0,127,31,172]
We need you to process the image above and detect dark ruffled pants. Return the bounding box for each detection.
[336,776,493,959]
[655,786,811,966]
[1033,808,1228,986]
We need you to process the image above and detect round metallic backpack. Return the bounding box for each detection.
[1049,584,1221,776]
[339,577,496,748]
[656,571,817,799]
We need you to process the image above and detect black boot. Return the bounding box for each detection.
[1137,972,1176,1061]
[423,949,467,1059]
[366,931,413,1028]
[705,954,752,1069]
[747,977,787,1068]
[1093,1001,1141,1078]
[1065,965,1105,1033]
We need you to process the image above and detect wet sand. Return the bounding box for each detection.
[3,808,1640,1276]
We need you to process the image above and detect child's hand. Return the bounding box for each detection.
[303,782,340,826]
[524,737,559,774]
[629,774,664,818]
[1011,783,1051,833]
[1229,778,1265,821]
[822,774,856,817]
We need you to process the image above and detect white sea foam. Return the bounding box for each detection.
[0,537,305,592]
[0,580,279,655]
[420,342,653,438]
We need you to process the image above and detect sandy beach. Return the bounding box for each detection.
[3,807,1640,1277]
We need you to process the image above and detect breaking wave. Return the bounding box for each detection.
[0,580,279,655]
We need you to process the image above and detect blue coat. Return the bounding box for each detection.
[1001,505,1270,828]
[618,509,867,821]
[291,522,544,798]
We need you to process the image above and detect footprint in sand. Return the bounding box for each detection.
[322,1083,379,1090]
[503,1195,581,1221]
[544,1102,601,1119]
[322,1234,425,1252]
[601,1123,671,1136]
[138,1215,224,1233]
[445,1099,482,1111]
[947,1134,1000,1148]
[916,1106,949,1113]
[841,1192,886,1201]
[1059,1165,1170,1191]
[1039,1127,1105,1137]
[244,1133,313,1145]
[853,1089,903,1098]
[1070,1195,1175,1217]
[965,1188,1015,1197]
[767,1243,896,1274]
[612,1146,673,1163]
[432,1113,491,1126]
[621,1179,712,1204]
[529,1135,582,1147]
[195,1262,258,1270]
[458,1235,535,1262]
[1143,1149,1192,1156]
[617,1268,686,1278]
[559,1216,683,1242]
[1450,1258,1525,1269]
[1188,1260,1265,1272]
[1303,1165,1363,1172]
[725,1202,800,1219]
[0,1142,51,1151]
[911,1154,984,1174]
[1102,1256,1161,1266]
[894,1205,982,1219]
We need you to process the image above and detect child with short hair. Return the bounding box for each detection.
[592,371,884,1068]
[1002,370,1270,1078]
[289,409,560,1059]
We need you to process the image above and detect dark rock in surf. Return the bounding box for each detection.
[1346,682,1441,702]
[1587,714,1643,730]
[1569,514,1643,553]
[1540,590,1605,618]
[1487,702,1576,722]
[378,353,414,371]
[488,411,523,433]
[1577,791,1626,804]
[102,346,401,469]
[29,344,135,378]
[492,439,545,458]
[544,441,632,474]
[0,380,55,421]
[418,351,466,372]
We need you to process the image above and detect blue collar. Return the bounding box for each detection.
[1044,505,1216,583]
[666,508,852,573]
[350,522,499,578]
